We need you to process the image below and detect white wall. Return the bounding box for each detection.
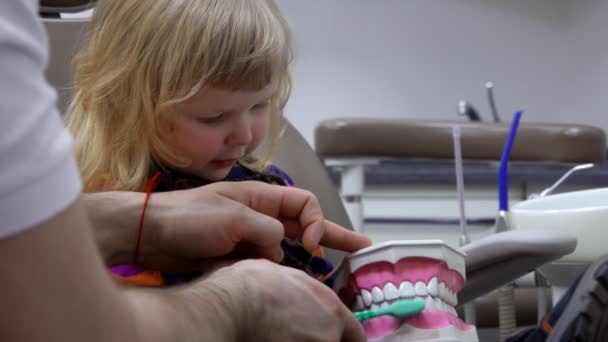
[277,0,608,145]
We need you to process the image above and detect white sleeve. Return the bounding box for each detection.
[0,1,82,238]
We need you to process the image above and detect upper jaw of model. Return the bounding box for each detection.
[333,240,478,342]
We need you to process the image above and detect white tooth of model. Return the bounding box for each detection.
[383,282,399,301]
[439,282,447,301]
[427,277,438,297]
[445,300,452,313]
[414,281,428,296]
[356,295,364,311]
[361,289,372,307]
[433,297,443,311]
[450,289,458,306]
[372,287,384,303]
[425,296,435,310]
[399,281,415,298]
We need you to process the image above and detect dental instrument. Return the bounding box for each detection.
[452,125,478,326]
[458,100,482,122]
[486,82,501,123]
[534,163,595,198]
[354,299,426,321]
[452,126,469,247]
[457,82,501,123]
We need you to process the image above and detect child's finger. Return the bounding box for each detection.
[283,218,371,253]
[318,220,372,252]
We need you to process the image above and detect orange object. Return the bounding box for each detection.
[312,246,325,257]
[541,316,553,334]
[112,270,164,287]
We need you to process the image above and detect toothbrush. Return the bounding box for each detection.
[354,300,425,322]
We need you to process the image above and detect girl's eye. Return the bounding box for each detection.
[197,113,224,124]
[252,101,270,112]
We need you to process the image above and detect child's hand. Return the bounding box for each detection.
[138,181,371,272]
[207,181,372,252]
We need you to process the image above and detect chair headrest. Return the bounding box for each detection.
[315,118,607,164]
[40,0,96,14]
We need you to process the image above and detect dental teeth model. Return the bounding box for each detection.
[333,240,479,342]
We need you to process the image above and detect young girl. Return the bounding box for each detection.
[65,0,332,286]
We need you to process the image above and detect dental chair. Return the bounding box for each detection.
[316,118,605,333]
[317,118,606,233]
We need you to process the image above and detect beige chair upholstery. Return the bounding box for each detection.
[316,118,607,163]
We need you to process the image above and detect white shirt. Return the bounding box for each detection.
[0,1,82,237]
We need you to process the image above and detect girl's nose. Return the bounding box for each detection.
[226,114,253,146]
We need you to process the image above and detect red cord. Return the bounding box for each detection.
[133,172,161,264]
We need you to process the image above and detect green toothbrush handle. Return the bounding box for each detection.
[354,310,376,321]
[353,299,425,322]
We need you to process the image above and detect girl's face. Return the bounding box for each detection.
[161,81,276,181]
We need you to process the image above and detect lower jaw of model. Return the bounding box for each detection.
[333,240,478,342]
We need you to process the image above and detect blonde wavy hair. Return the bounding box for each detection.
[65,0,292,191]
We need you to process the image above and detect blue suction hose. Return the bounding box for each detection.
[498,110,523,213]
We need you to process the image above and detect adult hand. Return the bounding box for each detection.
[197,259,366,342]
[138,181,371,271]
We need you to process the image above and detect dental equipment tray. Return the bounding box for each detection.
[459,230,577,305]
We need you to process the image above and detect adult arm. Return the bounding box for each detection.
[86,182,372,271]
[0,199,234,341]
[0,1,229,340]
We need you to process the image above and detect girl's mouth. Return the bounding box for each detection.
[210,158,239,168]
